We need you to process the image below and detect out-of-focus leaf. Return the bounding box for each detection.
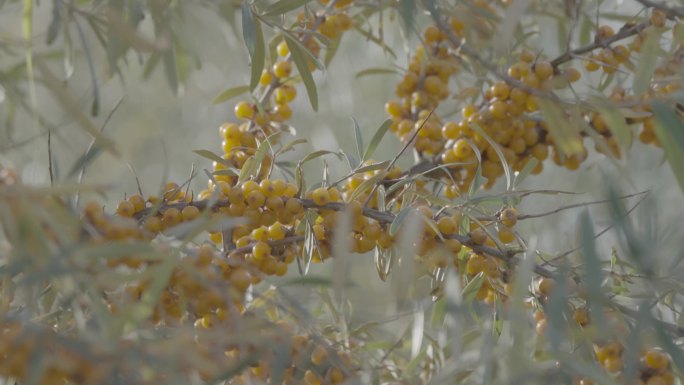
[213,85,250,104]
[35,58,118,155]
[538,99,584,157]
[400,0,415,34]
[599,107,633,148]
[277,138,307,155]
[362,119,393,162]
[348,171,386,202]
[263,0,312,17]
[324,36,341,68]
[652,101,684,194]
[284,35,318,111]
[633,29,661,96]
[193,149,232,166]
[355,67,399,79]
[46,0,62,45]
[513,158,538,188]
[104,6,160,52]
[351,117,364,159]
[162,48,179,94]
[242,3,265,91]
[494,0,531,54]
[355,160,390,174]
[471,123,512,190]
[390,206,412,237]
[461,272,485,303]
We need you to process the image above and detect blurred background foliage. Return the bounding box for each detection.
[0,0,684,383]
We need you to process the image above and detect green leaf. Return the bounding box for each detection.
[598,107,633,148]
[513,157,538,188]
[471,123,512,191]
[285,35,318,111]
[351,117,364,160]
[348,171,386,202]
[362,119,393,162]
[263,0,312,16]
[277,138,307,155]
[237,157,256,184]
[193,149,232,167]
[390,206,412,237]
[538,99,584,157]
[212,85,250,104]
[242,3,265,91]
[399,0,415,34]
[461,272,485,303]
[633,29,661,96]
[652,101,684,194]
[355,67,399,78]
[323,36,341,68]
[355,160,390,174]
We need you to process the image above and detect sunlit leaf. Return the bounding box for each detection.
[284,35,318,111]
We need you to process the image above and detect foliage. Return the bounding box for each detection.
[1,0,684,385]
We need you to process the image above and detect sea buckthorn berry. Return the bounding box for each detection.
[277,41,289,57]
[650,10,667,28]
[597,25,615,40]
[235,101,255,120]
[536,278,554,296]
[385,100,404,118]
[466,253,486,275]
[259,70,273,86]
[273,61,292,79]
[423,25,443,43]
[564,67,581,82]
[462,104,478,118]
[445,238,462,253]
[128,194,146,213]
[469,228,488,245]
[266,196,284,211]
[144,216,162,233]
[519,50,535,62]
[497,226,516,243]
[500,207,518,227]
[534,61,553,80]
[285,198,303,215]
[311,187,330,206]
[268,222,287,240]
[643,349,669,370]
[311,344,329,365]
[252,241,271,260]
[275,85,297,104]
[230,268,252,291]
[491,81,510,100]
[437,216,456,234]
[162,208,181,227]
[116,200,135,217]
[181,205,200,221]
[453,139,474,160]
[584,56,600,72]
[246,190,266,209]
[252,226,269,242]
[573,307,589,326]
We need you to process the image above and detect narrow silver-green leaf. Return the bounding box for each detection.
[355,67,399,78]
[212,85,250,104]
[352,117,364,160]
[652,101,684,194]
[633,29,661,96]
[193,149,232,166]
[363,119,393,162]
[284,35,318,111]
[390,206,413,237]
[263,0,312,17]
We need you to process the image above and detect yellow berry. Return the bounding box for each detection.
[235,101,255,120]
[311,187,330,206]
[277,41,289,57]
[181,205,200,221]
[273,61,293,79]
[252,241,271,260]
[116,200,135,217]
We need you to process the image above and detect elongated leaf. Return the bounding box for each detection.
[390,206,412,237]
[363,119,393,162]
[285,35,318,110]
[599,107,633,148]
[277,138,307,155]
[348,171,386,202]
[355,160,390,174]
[633,29,661,96]
[263,0,312,17]
[213,85,250,104]
[193,149,232,166]
[242,3,265,91]
[513,157,538,188]
[352,117,364,159]
[538,99,584,157]
[355,67,399,78]
[471,123,512,191]
[400,0,415,33]
[461,272,485,303]
[324,36,341,68]
[652,101,684,194]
